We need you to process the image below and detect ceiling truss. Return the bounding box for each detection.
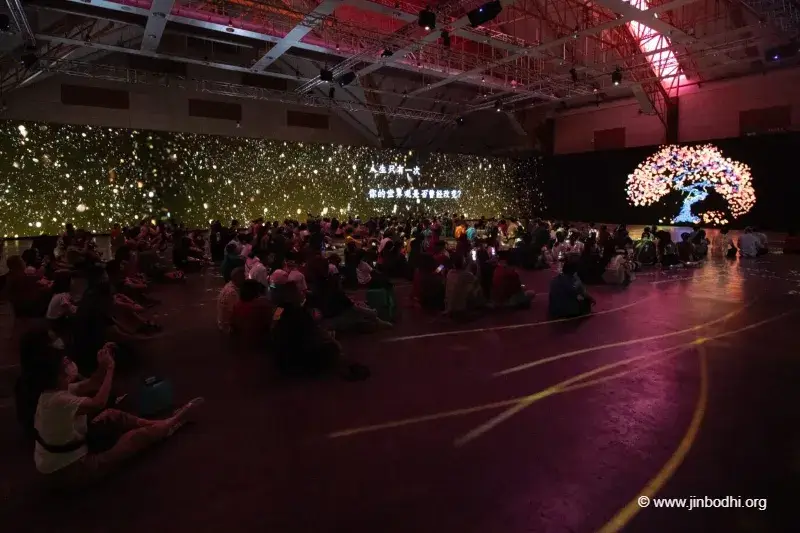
[1,0,793,143]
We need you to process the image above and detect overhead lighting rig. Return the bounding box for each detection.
[418,8,436,31]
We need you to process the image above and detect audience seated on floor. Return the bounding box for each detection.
[230,279,273,346]
[445,254,486,319]
[603,252,634,286]
[738,227,762,258]
[46,271,78,350]
[5,254,52,317]
[491,262,535,309]
[19,332,203,485]
[548,260,595,319]
[217,267,245,334]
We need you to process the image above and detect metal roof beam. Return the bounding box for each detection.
[409,0,702,96]
[141,0,174,52]
[251,0,346,71]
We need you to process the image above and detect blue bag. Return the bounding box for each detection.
[138,376,174,417]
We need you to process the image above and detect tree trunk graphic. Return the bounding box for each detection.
[673,180,711,224]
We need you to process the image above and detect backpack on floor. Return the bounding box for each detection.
[366,286,397,322]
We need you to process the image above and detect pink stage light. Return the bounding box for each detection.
[627,0,685,91]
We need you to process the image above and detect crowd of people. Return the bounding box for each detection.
[0,212,775,486]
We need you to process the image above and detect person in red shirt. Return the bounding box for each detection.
[231,280,273,347]
[491,263,535,309]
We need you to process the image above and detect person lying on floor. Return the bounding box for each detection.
[548,260,595,319]
[30,340,203,485]
[491,262,535,309]
[445,254,487,320]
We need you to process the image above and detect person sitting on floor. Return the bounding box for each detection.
[691,229,709,257]
[412,253,446,311]
[737,227,760,258]
[304,264,391,333]
[230,279,273,347]
[712,227,738,258]
[247,254,270,288]
[656,231,681,267]
[676,232,696,263]
[30,340,203,484]
[5,254,52,317]
[46,271,78,350]
[548,260,595,319]
[575,236,605,285]
[752,227,769,256]
[445,254,486,320]
[269,275,345,378]
[217,267,245,334]
[491,262,535,309]
[221,243,246,283]
[603,251,633,286]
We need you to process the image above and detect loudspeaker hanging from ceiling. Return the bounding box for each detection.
[467,1,502,28]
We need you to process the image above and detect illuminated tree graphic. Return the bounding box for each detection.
[626,144,756,224]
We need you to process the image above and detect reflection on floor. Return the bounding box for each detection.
[1,254,800,533]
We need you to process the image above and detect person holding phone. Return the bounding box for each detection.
[32,342,203,484]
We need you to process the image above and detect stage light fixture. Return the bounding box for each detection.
[611,66,622,86]
[21,53,38,69]
[569,67,578,82]
[320,68,333,82]
[494,100,503,112]
[467,1,502,28]
[764,42,798,62]
[337,71,357,87]
[381,49,393,58]
[419,8,436,31]
[456,116,465,126]
[0,14,9,32]
[441,30,451,48]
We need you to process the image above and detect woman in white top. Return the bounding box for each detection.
[32,342,203,484]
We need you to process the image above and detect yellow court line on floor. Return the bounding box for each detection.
[330,343,693,440]
[457,310,791,446]
[330,311,791,442]
[383,297,651,343]
[596,347,709,533]
[493,305,747,378]
[650,276,697,285]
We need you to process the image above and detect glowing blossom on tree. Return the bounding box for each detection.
[626,144,756,225]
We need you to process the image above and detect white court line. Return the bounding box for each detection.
[383,296,650,343]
